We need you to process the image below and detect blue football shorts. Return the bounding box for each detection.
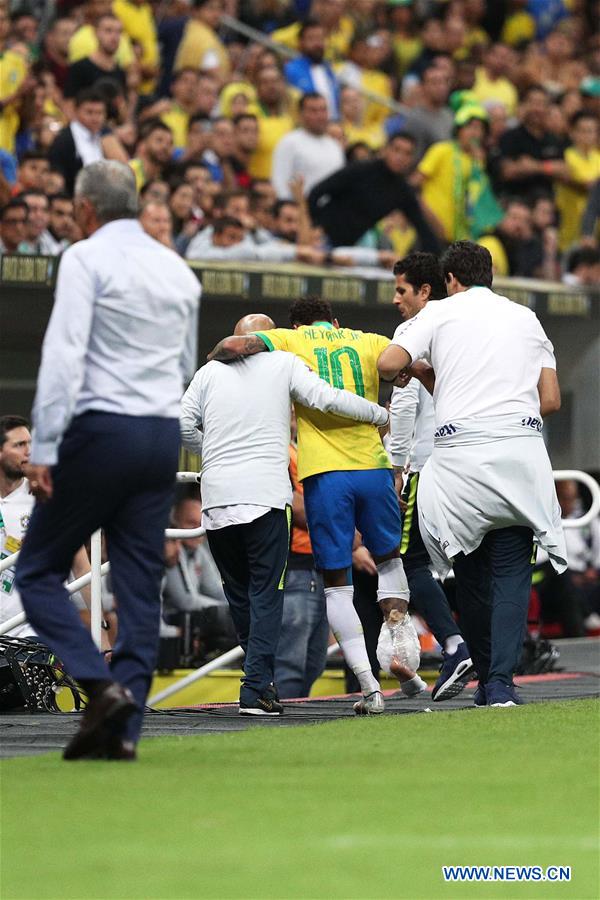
[302,468,402,571]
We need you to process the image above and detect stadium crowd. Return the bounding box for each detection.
[0,0,599,279]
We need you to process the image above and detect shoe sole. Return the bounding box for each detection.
[432,658,475,702]
[353,703,385,715]
[239,708,283,716]
[489,700,518,707]
[63,697,137,760]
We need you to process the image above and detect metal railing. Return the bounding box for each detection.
[0,472,204,641]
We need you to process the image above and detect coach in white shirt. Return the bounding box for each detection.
[180,317,388,715]
[271,93,345,200]
[388,252,472,703]
[378,241,566,707]
[15,161,201,759]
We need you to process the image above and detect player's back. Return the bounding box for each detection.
[256,324,391,480]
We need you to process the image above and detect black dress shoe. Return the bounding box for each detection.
[63,682,137,760]
[105,738,137,761]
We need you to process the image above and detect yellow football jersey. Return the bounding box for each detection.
[255,324,391,481]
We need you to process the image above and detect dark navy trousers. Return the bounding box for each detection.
[452,526,534,685]
[15,412,180,742]
[401,472,461,646]
[206,508,291,705]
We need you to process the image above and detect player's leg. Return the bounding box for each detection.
[400,473,474,701]
[303,471,383,712]
[355,469,426,697]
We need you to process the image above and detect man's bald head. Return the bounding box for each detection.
[234,313,275,335]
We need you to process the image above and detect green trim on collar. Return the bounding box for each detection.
[311,321,334,329]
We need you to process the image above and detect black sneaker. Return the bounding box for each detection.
[239,695,284,716]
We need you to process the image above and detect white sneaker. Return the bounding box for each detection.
[353,691,385,715]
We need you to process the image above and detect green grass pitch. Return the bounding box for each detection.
[1,699,598,900]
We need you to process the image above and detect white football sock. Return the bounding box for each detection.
[444,634,463,656]
[376,557,410,604]
[325,586,380,695]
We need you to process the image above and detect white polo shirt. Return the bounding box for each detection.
[0,479,35,638]
[391,287,556,427]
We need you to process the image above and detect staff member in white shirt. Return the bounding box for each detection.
[271,93,345,200]
[15,161,201,760]
[378,241,566,708]
[180,321,388,716]
[389,252,473,702]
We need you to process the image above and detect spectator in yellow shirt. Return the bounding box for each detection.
[473,44,519,117]
[139,68,202,151]
[415,106,498,242]
[69,0,135,71]
[249,67,295,180]
[555,111,600,250]
[175,0,231,85]
[335,31,393,126]
[113,0,159,95]
[129,119,174,191]
[272,0,354,63]
[339,85,384,149]
[0,7,31,154]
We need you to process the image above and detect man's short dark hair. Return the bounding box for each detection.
[212,189,248,212]
[289,296,333,327]
[299,92,325,110]
[520,84,549,103]
[0,199,29,222]
[299,18,323,39]
[213,215,244,235]
[16,189,48,204]
[567,245,600,272]
[49,192,73,207]
[188,113,210,129]
[18,150,47,165]
[386,131,416,147]
[138,118,172,141]
[0,415,29,446]
[393,252,445,301]
[273,199,298,218]
[75,87,107,107]
[569,110,597,129]
[233,113,258,127]
[441,241,493,289]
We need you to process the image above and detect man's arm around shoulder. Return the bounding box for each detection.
[288,355,388,426]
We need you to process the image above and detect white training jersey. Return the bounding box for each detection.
[392,287,556,428]
[0,479,35,638]
[389,380,435,473]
